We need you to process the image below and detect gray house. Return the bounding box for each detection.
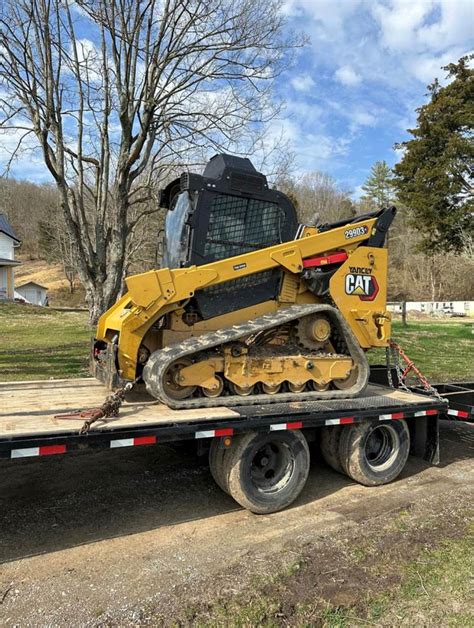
[16,281,49,306]
[0,214,21,300]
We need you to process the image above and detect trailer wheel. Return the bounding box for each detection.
[320,426,344,473]
[209,439,231,494]
[338,420,410,486]
[225,430,310,514]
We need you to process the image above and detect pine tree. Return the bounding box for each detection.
[394,55,474,254]
[361,161,395,209]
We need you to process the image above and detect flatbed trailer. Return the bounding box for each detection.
[0,371,450,514]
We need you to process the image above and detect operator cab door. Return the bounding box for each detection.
[160,154,298,320]
[189,188,297,319]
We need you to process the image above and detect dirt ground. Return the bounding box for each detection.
[0,420,472,626]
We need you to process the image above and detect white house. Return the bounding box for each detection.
[0,213,21,300]
[388,301,474,316]
[16,281,49,306]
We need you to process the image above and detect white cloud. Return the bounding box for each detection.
[372,0,435,52]
[334,65,362,86]
[372,0,473,66]
[350,110,377,127]
[289,0,472,90]
[414,0,473,50]
[290,73,315,92]
[410,47,473,83]
[302,133,351,161]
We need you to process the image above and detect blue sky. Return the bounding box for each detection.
[275,0,473,195]
[1,0,472,196]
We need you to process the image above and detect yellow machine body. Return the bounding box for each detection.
[97,216,391,383]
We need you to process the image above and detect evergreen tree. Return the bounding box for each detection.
[361,161,395,209]
[394,56,474,254]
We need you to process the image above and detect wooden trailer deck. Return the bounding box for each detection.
[0,377,441,440]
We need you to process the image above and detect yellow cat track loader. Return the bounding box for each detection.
[94,154,395,409]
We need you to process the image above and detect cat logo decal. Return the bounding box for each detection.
[345,274,379,301]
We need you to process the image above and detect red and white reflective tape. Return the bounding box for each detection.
[325,417,355,426]
[378,412,405,421]
[414,409,439,417]
[110,435,157,448]
[270,421,303,431]
[195,428,234,439]
[11,444,66,459]
[447,408,470,419]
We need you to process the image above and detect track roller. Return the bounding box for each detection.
[201,375,224,398]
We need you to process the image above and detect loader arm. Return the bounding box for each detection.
[96,209,393,382]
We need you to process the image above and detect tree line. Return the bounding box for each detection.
[0,1,471,319]
[4,151,472,305]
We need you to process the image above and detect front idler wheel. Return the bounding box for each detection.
[162,358,196,400]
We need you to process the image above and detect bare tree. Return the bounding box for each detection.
[0,0,301,322]
[39,211,79,293]
[278,171,355,226]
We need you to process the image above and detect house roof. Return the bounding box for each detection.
[16,281,49,290]
[0,213,21,244]
[0,258,21,266]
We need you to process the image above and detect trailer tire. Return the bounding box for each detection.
[338,420,410,486]
[225,430,310,514]
[320,426,344,473]
[209,439,231,494]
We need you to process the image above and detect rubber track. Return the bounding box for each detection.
[143,304,369,409]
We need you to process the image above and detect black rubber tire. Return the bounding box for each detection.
[338,420,410,486]
[320,426,344,473]
[209,440,231,494]
[225,430,310,514]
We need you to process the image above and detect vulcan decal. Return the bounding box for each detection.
[345,273,379,301]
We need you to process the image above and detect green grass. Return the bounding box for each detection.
[316,526,474,627]
[0,302,91,381]
[370,320,474,382]
[1,303,473,383]
[181,522,473,627]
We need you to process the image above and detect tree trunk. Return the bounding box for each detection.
[401,300,407,327]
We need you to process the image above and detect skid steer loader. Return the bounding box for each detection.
[94,154,395,409]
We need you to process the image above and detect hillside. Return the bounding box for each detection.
[14,258,86,308]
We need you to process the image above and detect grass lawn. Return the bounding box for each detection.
[370,319,474,382]
[1,304,472,383]
[0,302,91,381]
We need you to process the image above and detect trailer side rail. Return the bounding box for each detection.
[0,398,445,461]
